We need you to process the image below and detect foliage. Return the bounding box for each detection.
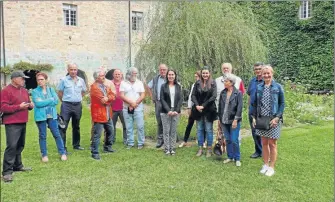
[282,80,334,125]
[0,65,12,75]
[251,1,334,91]
[2,61,55,74]
[1,107,334,201]
[135,2,267,90]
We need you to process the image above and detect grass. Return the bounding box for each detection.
[1,105,334,202]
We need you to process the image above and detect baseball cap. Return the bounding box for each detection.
[11,71,30,79]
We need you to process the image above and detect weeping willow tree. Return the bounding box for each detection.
[135,2,267,87]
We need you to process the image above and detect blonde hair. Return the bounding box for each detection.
[261,65,274,74]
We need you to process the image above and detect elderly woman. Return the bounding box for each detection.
[32,72,67,162]
[218,74,243,167]
[191,67,217,157]
[252,65,285,176]
[160,69,183,155]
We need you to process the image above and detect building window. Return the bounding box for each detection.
[63,4,77,26]
[132,11,143,31]
[299,1,312,19]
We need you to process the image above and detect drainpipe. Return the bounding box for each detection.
[128,1,131,67]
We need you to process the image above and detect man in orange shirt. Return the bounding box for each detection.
[90,70,116,160]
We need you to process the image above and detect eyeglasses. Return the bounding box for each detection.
[37,79,45,81]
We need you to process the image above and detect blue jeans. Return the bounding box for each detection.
[36,119,66,157]
[249,114,262,155]
[222,122,241,161]
[123,109,145,146]
[196,117,213,147]
[91,119,114,154]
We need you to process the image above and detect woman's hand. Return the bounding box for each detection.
[270,117,280,128]
[187,108,191,116]
[168,111,173,116]
[196,105,204,112]
[232,120,238,129]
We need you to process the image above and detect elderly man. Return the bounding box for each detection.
[1,71,34,183]
[111,69,127,145]
[215,63,245,107]
[90,70,116,160]
[148,64,168,148]
[247,62,264,158]
[57,64,87,152]
[120,67,146,149]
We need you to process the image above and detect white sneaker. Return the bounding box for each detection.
[223,159,233,164]
[265,167,275,177]
[235,161,241,167]
[179,142,186,148]
[260,164,269,174]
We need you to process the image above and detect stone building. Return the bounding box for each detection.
[1,1,154,86]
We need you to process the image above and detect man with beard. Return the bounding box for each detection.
[120,67,146,149]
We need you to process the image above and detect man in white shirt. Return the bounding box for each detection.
[119,67,146,149]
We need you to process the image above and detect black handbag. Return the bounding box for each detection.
[255,116,272,130]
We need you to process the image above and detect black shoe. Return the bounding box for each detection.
[13,167,32,172]
[155,143,163,148]
[250,153,262,158]
[2,174,13,183]
[92,154,101,160]
[74,146,85,150]
[103,148,116,153]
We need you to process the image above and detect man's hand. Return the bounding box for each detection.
[130,101,137,108]
[168,111,173,116]
[101,97,108,104]
[19,102,30,109]
[252,118,256,128]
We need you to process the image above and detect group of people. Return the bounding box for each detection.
[0,61,285,182]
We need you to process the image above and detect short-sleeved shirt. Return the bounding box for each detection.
[148,76,165,100]
[120,79,145,112]
[57,75,87,102]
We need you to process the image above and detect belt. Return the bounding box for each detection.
[63,101,81,105]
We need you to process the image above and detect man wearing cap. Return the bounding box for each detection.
[247,62,264,158]
[0,71,34,183]
[57,64,87,152]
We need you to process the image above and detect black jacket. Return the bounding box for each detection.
[218,87,243,124]
[160,83,183,113]
[191,80,217,122]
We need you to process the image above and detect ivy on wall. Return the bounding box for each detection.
[251,1,334,90]
[0,61,54,75]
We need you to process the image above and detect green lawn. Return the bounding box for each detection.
[1,106,334,202]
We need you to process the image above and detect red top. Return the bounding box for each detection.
[90,82,115,123]
[111,81,123,111]
[0,84,32,124]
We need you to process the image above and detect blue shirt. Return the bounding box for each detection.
[247,77,263,115]
[57,75,87,102]
[148,76,165,100]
